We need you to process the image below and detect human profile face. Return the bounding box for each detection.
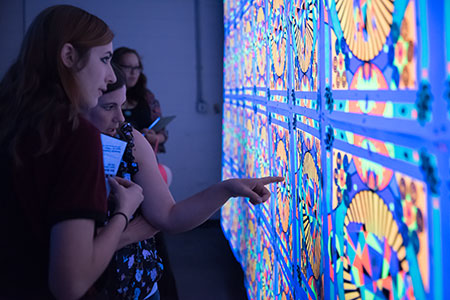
[119,52,142,88]
[85,85,126,136]
[73,42,116,110]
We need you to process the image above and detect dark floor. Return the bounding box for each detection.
[163,220,248,300]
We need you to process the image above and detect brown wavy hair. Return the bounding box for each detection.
[111,47,148,106]
[0,5,114,164]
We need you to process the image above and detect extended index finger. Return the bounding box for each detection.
[258,176,284,185]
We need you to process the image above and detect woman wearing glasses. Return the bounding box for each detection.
[112,47,168,156]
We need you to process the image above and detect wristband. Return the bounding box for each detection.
[111,212,129,231]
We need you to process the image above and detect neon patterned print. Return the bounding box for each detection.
[242,205,259,296]
[295,129,322,299]
[242,6,254,91]
[290,0,319,92]
[221,0,446,299]
[255,0,267,90]
[276,261,295,300]
[271,121,293,268]
[268,0,288,92]
[328,0,417,90]
[329,149,429,299]
[333,99,419,120]
[255,108,272,224]
[258,229,275,299]
[245,105,256,178]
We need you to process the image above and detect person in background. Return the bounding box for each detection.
[84,64,284,300]
[114,47,173,185]
[0,5,144,300]
[112,47,168,155]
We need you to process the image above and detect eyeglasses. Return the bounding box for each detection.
[119,64,142,73]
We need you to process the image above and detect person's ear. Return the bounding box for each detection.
[60,43,78,68]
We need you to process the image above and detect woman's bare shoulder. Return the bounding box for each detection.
[131,127,156,163]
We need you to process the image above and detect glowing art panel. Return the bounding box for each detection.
[258,228,275,300]
[268,0,288,92]
[333,98,419,121]
[254,0,268,90]
[230,102,240,167]
[228,197,245,260]
[222,101,233,165]
[244,103,256,178]
[326,0,418,90]
[242,204,259,296]
[333,128,421,167]
[276,260,295,300]
[255,106,272,225]
[329,149,429,299]
[222,1,445,299]
[242,6,255,91]
[289,0,319,92]
[236,101,246,171]
[224,0,241,23]
[223,24,237,91]
[221,165,243,260]
[270,116,294,269]
[446,0,450,121]
[255,106,270,178]
[235,18,244,91]
[294,129,323,300]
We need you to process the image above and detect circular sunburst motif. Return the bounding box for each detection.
[269,0,287,89]
[335,0,394,61]
[301,152,322,279]
[292,0,318,73]
[342,190,415,298]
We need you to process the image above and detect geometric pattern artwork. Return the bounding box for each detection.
[268,0,288,92]
[258,227,276,299]
[329,149,430,299]
[328,0,418,90]
[289,0,319,92]
[221,0,448,299]
[270,113,294,271]
[295,129,322,299]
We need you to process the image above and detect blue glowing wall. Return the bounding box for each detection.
[221,0,449,299]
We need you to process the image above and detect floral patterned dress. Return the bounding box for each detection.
[105,123,164,300]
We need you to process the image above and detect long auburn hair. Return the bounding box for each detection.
[112,47,148,105]
[0,5,114,164]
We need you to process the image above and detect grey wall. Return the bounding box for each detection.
[0,0,224,218]
[0,1,25,77]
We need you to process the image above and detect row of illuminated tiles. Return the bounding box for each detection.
[222,0,420,92]
[222,102,425,168]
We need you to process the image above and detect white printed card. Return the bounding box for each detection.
[100,134,127,176]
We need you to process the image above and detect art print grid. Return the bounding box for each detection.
[221,0,448,299]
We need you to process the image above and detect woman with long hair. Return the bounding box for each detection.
[0,5,144,299]
[111,47,168,154]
